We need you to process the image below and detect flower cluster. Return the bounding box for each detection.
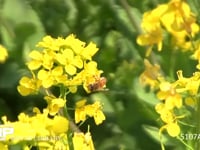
[0,34,106,150]
[17,35,104,95]
[137,0,199,56]
[138,0,200,149]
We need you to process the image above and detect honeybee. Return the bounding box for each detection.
[87,76,107,92]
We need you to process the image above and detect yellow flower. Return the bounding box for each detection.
[0,45,8,63]
[85,101,106,125]
[137,28,163,55]
[64,34,85,54]
[45,96,66,116]
[72,131,95,150]
[141,4,167,33]
[37,66,66,88]
[156,103,181,137]
[56,48,83,75]
[176,70,200,95]
[137,4,167,55]
[37,36,60,51]
[161,0,198,33]
[75,100,105,125]
[75,99,87,123]
[157,81,182,109]
[166,122,180,137]
[1,107,69,146]
[27,50,55,70]
[139,59,161,89]
[137,0,199,53]
[17,76,41,96]
[80,42,99,60]
[155,103,175,123]
[27,50,43,70]
[160,0,199,50]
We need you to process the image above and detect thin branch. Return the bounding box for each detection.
[119,0,142,34]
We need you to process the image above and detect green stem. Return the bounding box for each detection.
[119,0,142,34]
[177,136,193,150]
[63,105,74,150]
[59,86,74,150]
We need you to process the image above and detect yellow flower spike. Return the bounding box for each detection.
[0,45,8,63]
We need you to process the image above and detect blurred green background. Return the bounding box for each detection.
[1,0,198,149]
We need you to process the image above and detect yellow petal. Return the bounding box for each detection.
[166,123,180,137]
[65,64,77,75]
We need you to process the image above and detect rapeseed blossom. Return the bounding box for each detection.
[75,99,106,125]
[137,0,199,55]
[18,34,105,95]
[139,59,162,89]
[138,1,200,149]
[0,34,106,149]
